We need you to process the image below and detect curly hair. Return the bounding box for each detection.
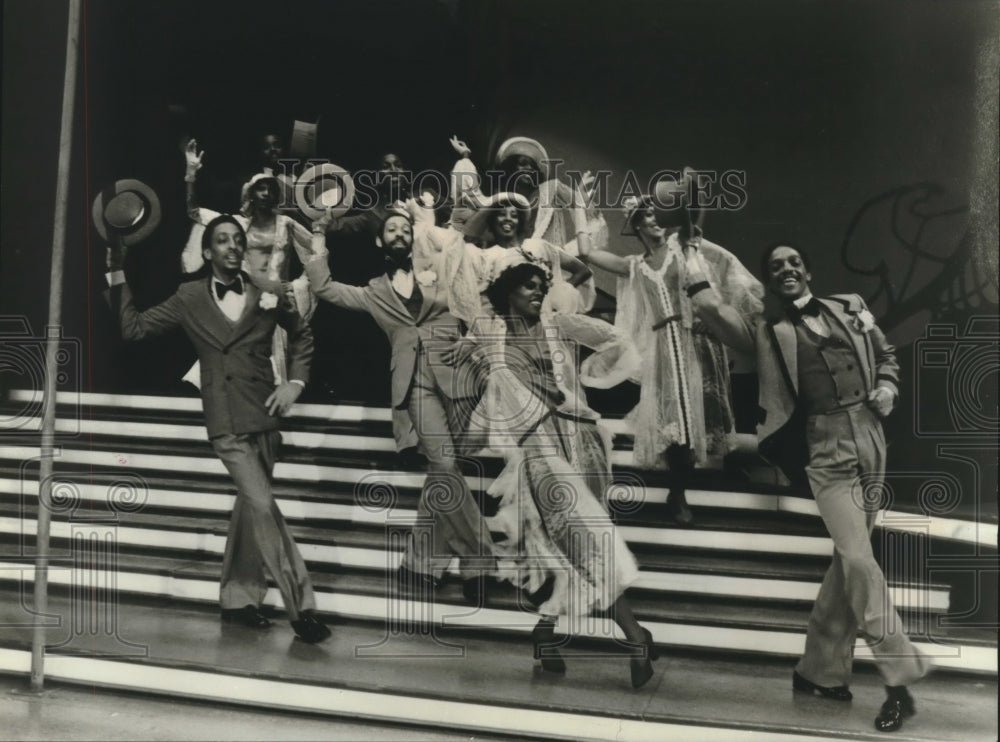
[485,262,550,316]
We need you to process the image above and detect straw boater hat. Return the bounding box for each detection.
[294,163,356,221]
[91,179,162,246]
[495,136,550,175]
[461,192,532,243]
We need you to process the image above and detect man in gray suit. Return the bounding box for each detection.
[686,242,930,733]
[106,214,330,644]
[305,209,495,603]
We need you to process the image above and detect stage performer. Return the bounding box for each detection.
[577,189,762,526]
[686,241,931,733]
[472,256,658,689]
[105,214,330,644]
[304,206,497,604]
[181,139,316,385]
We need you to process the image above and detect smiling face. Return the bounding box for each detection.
[765,245,811,300]
[507,272,548,320]
[492,205,521,242]
[203,221,247,280]
[635,207,667,241]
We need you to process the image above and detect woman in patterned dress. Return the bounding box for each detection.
[577,192,762,526]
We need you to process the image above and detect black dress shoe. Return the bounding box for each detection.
[291,610,331,644]
[531,619,566,675]
[666,488,694,527]
[792,671,852,701]
[875,687,915,733]
[220,605,271,629]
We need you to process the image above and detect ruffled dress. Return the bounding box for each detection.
[474,313,642,617]
[615,235,763,469]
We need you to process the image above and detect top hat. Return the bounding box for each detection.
[294,163,356,221]
[461,192,532,243]
[91,179,162,246]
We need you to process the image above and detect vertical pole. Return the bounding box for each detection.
[31,0,83,691]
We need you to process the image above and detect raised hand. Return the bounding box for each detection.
[184,138,204,178]
[449,135,472,157]
[105,235,127,271]
[312,205,337,234]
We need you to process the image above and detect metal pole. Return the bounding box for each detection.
[31,0,83,691]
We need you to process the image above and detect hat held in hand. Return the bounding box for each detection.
[92,179,162,246]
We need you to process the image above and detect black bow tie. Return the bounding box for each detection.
[788,297,821,322]
[215,279,244,300]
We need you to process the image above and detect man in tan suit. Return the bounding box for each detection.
[686,242,930,733]
[106,214,330,644]
[306,209,495,603]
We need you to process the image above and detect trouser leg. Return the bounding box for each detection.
[212,431,316,620]
[799,408,929,687]
[401,381,494,581]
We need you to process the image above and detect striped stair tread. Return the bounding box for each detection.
[0,556,992,674]
[0,507,952,611]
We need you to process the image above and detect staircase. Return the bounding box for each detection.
[0,389,996,741]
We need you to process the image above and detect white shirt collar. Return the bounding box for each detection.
[792,292,815,310]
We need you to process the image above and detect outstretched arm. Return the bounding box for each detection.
[303,208,371,312]
[105,239,185,341]
[573,196,630,276]
[184,138,204,221]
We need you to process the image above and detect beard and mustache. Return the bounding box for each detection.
[383,237,412,273]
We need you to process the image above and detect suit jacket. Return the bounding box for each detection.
[754,294,899,478]
[304,249,475,407]
[109,276,313,438]
[693,291,899,480]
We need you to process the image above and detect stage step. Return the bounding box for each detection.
[1,390,995,680]
[0,549,991,673]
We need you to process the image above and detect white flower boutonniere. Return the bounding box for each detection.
[415,269,438,287]
[851,308,876,333]
[259,292,279,310]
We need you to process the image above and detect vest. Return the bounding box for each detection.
[794,313,867,414]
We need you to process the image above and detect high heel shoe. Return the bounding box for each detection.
[629,627,657,689]
[531,619,566,675]
[641,626,660,661]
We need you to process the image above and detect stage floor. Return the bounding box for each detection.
[0,589,995,742]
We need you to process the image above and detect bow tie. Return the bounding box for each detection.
[787,297,821,322]
[215,279,244,300]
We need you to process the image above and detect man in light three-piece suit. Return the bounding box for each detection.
[305,209,496,603]
[106,214,330,644]
[687,242,930,734]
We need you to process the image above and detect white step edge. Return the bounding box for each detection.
[0,563,990,674]
[0,516,949,610]
[0,477,837,556]
[2,441,994,548]
[0,648,867,742]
